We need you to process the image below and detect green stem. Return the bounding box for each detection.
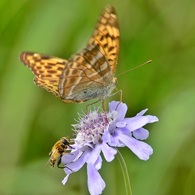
[116,149,132,195]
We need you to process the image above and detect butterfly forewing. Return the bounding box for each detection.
[20,52,67,96]
[87,5,120,73]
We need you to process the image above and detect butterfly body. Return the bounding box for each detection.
[20,6,120,104]
[60,77,117,103]
[59,45,117,103]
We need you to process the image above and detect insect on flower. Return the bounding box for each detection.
[20,6,120,108]
[60,101,159,195]
[49,137,72,168]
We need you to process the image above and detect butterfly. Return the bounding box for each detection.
[20,6,120,105]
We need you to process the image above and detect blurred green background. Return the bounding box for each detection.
[0,0,195,194]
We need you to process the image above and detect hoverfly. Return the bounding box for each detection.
[49,137,72,168]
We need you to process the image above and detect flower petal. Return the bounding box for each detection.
[118,132,153,160]
[94,156,102,170]
[64,148,91,174]
[147,115,159,123]
[87,145,101,164]
[109,101,127,121]
[136,109,159,123]
[136,109,148,116]
[124,115,157,132]
[109,101,119,111]
[107,129,125,147]
[116,121,126,128]
[62,174,70,185]
[87,163,106,195]
[62,149,82,164]
[133,128,149,140]
[101,142,117,162]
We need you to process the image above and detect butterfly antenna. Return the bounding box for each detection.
[117,60,152,77]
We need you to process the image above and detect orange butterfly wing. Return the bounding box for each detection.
[20,52,67,96]
[59,6,120,102]
[20,6,120,103]
[87,5,120,73]
[59,44,113,102]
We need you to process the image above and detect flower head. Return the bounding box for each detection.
[61,101,158,195]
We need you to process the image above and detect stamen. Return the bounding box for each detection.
[73,109,117,145]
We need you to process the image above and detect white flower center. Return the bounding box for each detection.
[73,110,117,145]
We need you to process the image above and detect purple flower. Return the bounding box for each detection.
[61,101,158,195]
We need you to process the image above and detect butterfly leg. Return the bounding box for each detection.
[102,99,107,111]
[115,89,123,111]
[108,88,123,111]
[119,89,123,103]
[101,99,111,124]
